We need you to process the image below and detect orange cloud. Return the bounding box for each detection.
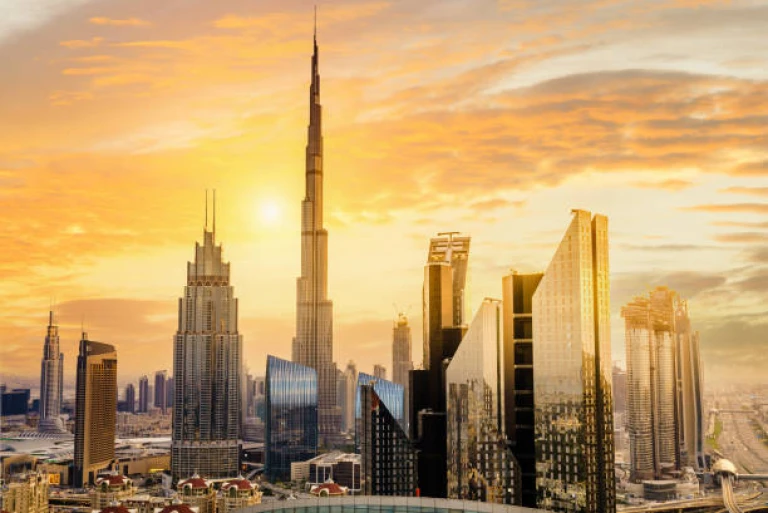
[721,186,768,196]
[89,17,152,27]
[684,203,768,214]
[60,37,104,49]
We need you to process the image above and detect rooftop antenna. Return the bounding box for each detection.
[205,189,209,231]
[212,189,216,239]
[314,5,317,42]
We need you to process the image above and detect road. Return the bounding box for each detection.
[717,403,768,475]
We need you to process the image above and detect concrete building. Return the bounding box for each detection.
[0,472,49,513]
[138,377,149,414]
[533,210,615,513]
[217,478,261,513]
[39,311,66,434]
[340,362,357,434]
[154,371,167,414]
[291,28,341,447]
[90,475,138,509]
[74,335,117,488]
[171,195,242,480]
[177,476,215,513]
[391,315,413,431]
[372,365,386,381]
[675,300,704,470]
[124,384,136,414]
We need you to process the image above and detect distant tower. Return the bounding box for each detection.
[171,192,242,480]
[39,310,67,434]
[138,375,149,413]
[154,370,167,414]
[533,210,615,513]
[373,365,386,380]
[291,25,341,445]
[74,333,117,487]
[125,383,136,414]
[675,300,704,470]
[341,361,358,433]
[392,314,413,430]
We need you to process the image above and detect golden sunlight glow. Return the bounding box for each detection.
[259,199,282,226]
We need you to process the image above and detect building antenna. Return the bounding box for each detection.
[212,189,216,239]
[205,189,209,231]
[314,5,317,41]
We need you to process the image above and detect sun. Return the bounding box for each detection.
[259,200,282,226]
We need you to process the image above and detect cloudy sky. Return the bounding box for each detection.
[0,0,766,392]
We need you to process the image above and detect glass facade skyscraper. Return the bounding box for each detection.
[39,310,66,434]
[359,384,418,496]
[355,373,404,427]
[533,210,615,513]
[265,355,318,482]
[446,299,519,505]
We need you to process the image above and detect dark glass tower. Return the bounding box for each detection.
[292,23,340,447]
[501,271,543,508]
[533,210,615,513]
[265,355,318,482]
[359,384,418,496]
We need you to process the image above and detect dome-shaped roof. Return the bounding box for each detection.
[310,483,346,496]
[712,459,737,476]
[178,475,209,489]
[221,478,254,491]
[96,475,128,486]
[157,504,197,513]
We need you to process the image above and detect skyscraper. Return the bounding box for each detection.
[74,334,117,488]
[533,210,615,513]
[138,375,149,413]
[172,198,242,480]
[341,361,358,433]
[675,300,704,470]
[355,373,405,429]
[392,314,413,431]
[155,370,167,414]
[291,25,340,445]
[373,365,386,380]
[501,271,543,508]
[446,299,519,504]
[409,232,470,498]
[39,311,67,434]
[265,355,318,482]
[359,384,418,496]
[622,288,678,481]
[124,383,136,414]
[166,376,175,409]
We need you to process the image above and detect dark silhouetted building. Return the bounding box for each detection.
[74,334,117,488]
[1,388,30,417]
[122,384,136,413]
[360,384,417,496]
[154,370,167,414]
[265,355,317,482]
[138,376,149,413]
[502,270,543,508]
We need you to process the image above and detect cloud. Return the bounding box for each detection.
[60,37,104,48]
[713,232,768,244]
[89,17,151,26]
[683,203,768,214]
[720,186,768,197]
[612,270,727,309]
[632,179,693,191]
[468,198,526,211]
[0,0,94,45]
[731,160,767,176]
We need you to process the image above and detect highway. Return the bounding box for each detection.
[718,406,768,475]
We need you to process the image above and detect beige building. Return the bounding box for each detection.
[177,476,215,513]
[74,336,118,487]
[89,475,137,509]
[217,478,261,513]
[1,472,50,513]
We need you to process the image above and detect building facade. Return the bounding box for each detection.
[340,361,357,434]
[125,384,136,414]
[532,210,615,513]
[392,314,413,431]
[39,311,66,434]
[217,478,262,513]
[177,476,216,513]
[373,365,386,380]
[171,206,242,480]
[154,371,167,414]
[355,373,404,430]
[90,475,138,509]
[675,300,704,470]
[265,355,318,482]
[446,299,519,505]
[291,30,341,446]
[1,472,49,513]
[74,335,118,488]
[501,271,542,508]
[359,385,417,497]
[138,376,149,414]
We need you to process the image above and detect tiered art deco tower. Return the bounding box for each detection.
[172,198,242,480]
[292,28,341,443]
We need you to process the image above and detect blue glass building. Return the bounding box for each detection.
[265,355,318,482]
[355,372,404,426]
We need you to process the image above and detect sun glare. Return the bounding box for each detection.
[260,200,282,226]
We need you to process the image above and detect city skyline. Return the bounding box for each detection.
[1,0,767,389]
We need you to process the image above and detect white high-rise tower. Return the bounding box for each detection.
[39,310,67,434]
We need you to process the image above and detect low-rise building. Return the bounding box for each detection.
[90,475,137,509]
[309,483,347,497]
[217,478,261,513]
[177,476,215,513]
[1,472,50,513]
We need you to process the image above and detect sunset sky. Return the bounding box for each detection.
[1,0,766,392]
